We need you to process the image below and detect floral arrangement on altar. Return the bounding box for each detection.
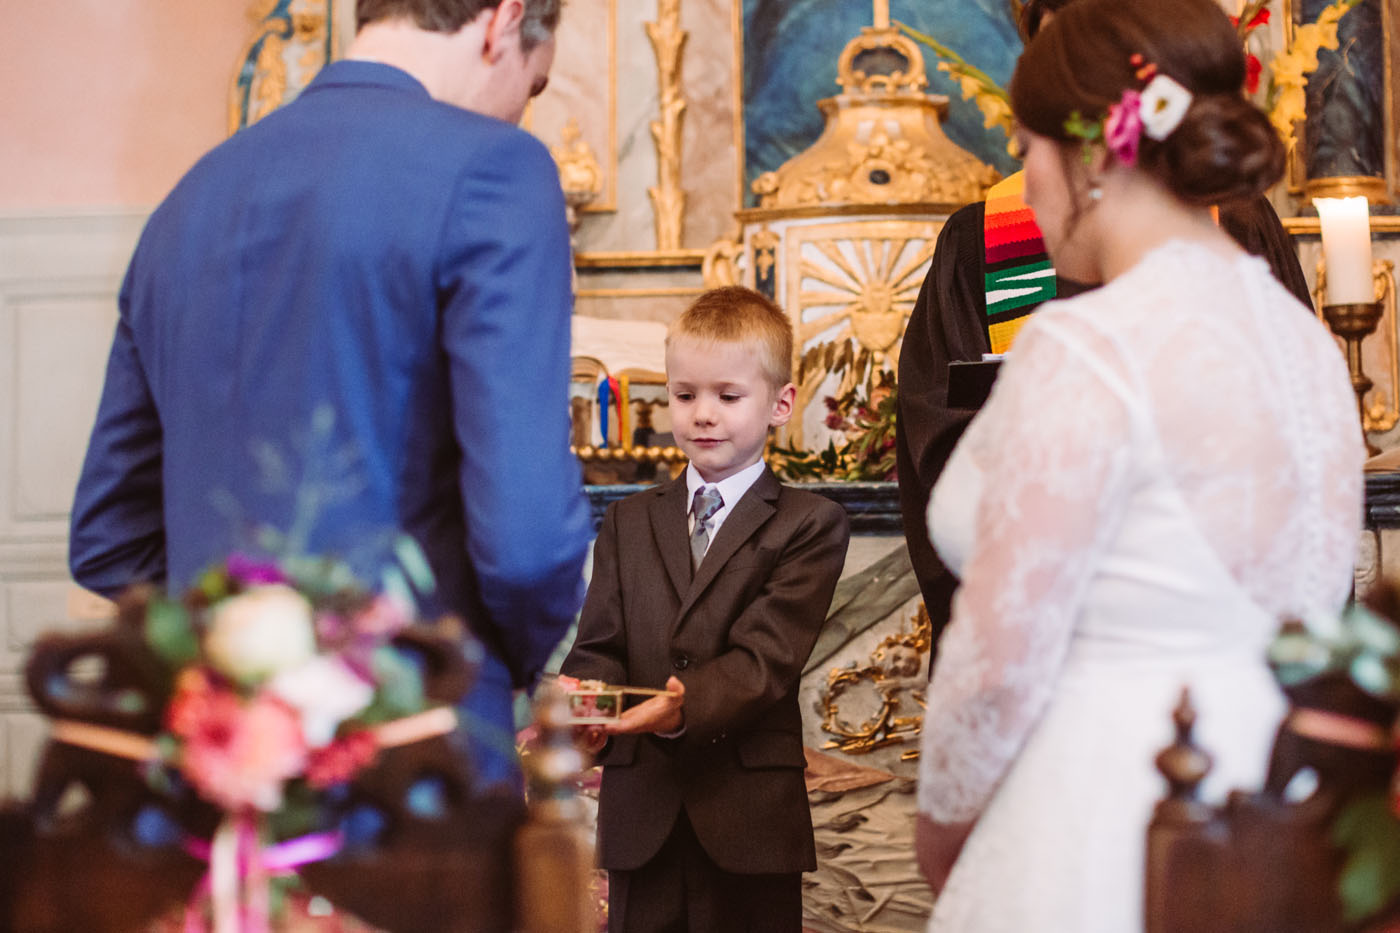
[1234,0,1361,149]
[46,552,462,931]
[771,339,897,482]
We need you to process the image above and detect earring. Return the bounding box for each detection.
[1088,186,1104,201]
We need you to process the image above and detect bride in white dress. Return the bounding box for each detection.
[915,0,1364,929]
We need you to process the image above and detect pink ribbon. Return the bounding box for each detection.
[181,818,343,933]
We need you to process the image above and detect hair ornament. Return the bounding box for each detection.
[1138,74,1192,140]
[1129,53,1159,83]
[1062,60,1194,166]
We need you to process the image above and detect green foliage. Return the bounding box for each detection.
[144,598,199,669]
[1334,794,1400,923]
[1270,605,1400,923]
[358,644,427,725]
[895,21,1012,105]
[770,368,898,482]
[1269,604,1400,697]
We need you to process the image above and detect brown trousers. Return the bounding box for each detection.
[607,811,801,933]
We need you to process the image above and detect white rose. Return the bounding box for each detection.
[269,655,375,747]
[1138,74,1193,141]
[204,584,316,686]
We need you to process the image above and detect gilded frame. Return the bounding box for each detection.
[1280,0,1397,204]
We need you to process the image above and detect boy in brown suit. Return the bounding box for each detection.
[562,286,850,932]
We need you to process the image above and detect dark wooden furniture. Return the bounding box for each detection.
[1147,676,1400,933]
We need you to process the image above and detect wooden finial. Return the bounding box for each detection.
[1155,688,1213,801]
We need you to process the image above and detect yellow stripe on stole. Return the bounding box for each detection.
[988,316,1032,355]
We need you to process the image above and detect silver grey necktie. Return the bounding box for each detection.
[689,486,724,570]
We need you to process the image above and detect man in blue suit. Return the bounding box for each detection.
[68,0,590,789]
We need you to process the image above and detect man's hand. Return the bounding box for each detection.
[604,676,686,736]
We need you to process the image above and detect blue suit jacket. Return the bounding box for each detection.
[70,61,591,784]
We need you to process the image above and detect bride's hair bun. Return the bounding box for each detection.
[1145,94,1285,206]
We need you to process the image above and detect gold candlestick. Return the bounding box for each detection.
[1322,300,1385,456]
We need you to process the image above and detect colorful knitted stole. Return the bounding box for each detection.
[983,172,1056,354]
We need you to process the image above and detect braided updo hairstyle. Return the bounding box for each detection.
[1009,0,1284,207]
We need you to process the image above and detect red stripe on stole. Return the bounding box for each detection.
[986,218,1047,262]
[987,238,1049,265]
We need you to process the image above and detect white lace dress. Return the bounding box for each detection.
[919,240,1363,932]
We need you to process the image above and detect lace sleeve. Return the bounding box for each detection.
[917,314,1136,824]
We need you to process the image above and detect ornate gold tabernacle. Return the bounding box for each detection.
[748,14,999,210]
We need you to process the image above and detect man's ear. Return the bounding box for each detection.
[482,0,526,62]
[769,382,797,428]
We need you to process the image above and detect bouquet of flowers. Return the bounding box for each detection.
[44,553,460,932]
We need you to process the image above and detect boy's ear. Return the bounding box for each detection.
[768,382,797,428]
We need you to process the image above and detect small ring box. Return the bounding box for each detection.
[566,687,623,723]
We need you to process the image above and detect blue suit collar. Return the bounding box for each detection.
[304,59,432,99]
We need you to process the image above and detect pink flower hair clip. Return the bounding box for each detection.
[1062,55,1194,166]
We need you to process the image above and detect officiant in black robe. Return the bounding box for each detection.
[896,193,1315,657]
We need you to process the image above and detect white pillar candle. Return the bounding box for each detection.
[1315,196,1375,305]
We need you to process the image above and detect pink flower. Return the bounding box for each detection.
[306,731,378,789]
[170,672,308,812]
[1104,90,1143,166]
[352,595,411,638]
[225,553,288,586]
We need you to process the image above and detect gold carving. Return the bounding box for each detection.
[229,0,333,135]
[783,220,941,447]
[1282,215,1400,235]
[750,20,998,210]
[574,249,707,269]
[1303,175,1391,207]
[571,445,688,464]
[702,227,744,288]
[646,0,689,249]
[552,119,604,202]
[250,35,289,126]
[551,118,604,237]
[1315,259,1400,437]
[752,227,779,282]
[820,605,932,756]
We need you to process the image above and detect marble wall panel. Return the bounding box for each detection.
[573,262,707,323]
[569,0,740,255]
[526,0,618,212]
[676,0,743,248]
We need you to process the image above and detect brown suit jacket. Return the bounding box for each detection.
[561,467,850,874]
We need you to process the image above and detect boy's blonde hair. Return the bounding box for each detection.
[666,286,793,390]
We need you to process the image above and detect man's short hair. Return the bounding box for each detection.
[357,0,560,50]
[667,286,794,390]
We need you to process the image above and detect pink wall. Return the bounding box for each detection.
[0,3,252,210]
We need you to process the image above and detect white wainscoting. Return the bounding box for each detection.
[0,209,147,799]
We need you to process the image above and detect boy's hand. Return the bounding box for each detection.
[572,724,609,757]
[604,676,685,736]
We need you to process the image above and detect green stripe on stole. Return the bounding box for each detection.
[985,259,1057,315]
